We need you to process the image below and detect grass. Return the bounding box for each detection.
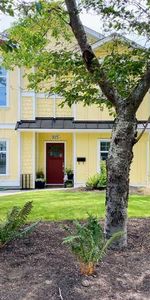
[0,190,150,222]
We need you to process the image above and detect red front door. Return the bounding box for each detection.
[46,143,64,184]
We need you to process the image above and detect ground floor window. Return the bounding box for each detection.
[100,140,110,161]
[0,140,7,175]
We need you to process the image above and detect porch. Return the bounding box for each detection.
[16,118,150,189]
[20,132,74,189]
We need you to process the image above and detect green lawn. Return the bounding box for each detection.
[0,190,149,221]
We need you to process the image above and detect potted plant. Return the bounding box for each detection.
[65,168,74,180]
[35,170,45,189]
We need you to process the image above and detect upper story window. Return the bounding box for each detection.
[0,66,7,107]
[100,141,110,161]
[0,141,7,175]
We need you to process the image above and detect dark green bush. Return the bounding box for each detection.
[86,161,107,190]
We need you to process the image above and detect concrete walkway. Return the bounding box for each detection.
[0,187,71,197]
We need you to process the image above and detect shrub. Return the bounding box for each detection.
[36,170,45,179]
[86,161,107,190]
[63,215,122,275]
[0,201,38,248]
[65,168,73,176]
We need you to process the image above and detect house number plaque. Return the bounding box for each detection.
[51,135,60,140]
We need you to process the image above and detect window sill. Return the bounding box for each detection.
[0,106,9,109]
[0,174,9,177]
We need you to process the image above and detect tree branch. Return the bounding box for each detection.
[127,65,150,112]
[64,0,120,106]
[134,115,150,144]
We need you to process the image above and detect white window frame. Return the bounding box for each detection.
[0,139,9,176]
[97,139,110,173]
[0,66,9,108]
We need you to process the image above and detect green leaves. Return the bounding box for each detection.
[82,0,150,39]
[35,1,43,14]
[0,0,150,111]
[0,201,38,247]
[0,0,14,16]
[63,215,123,273]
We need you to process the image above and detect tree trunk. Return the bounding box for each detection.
[104,113,137,248]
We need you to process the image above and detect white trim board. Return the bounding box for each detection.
[0,179,20,187]
[17,131,21,187]
[17,124,150,133]
[74,183,86,188]
[92,33,145,51]
[17,67,21,121]
[18,129,112,133]
[32,132,36,188]
[0,138,9,176]
[21,91,63,99]
[0,124,16,129]
[84,25,104,40]
[73,132,76,186]
[97,138,110,173]
[138,124,150,129]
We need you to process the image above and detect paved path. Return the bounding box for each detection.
[0,188,71,197]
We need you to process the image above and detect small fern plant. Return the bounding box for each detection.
[63,215,122,275]
[0,201,38,248]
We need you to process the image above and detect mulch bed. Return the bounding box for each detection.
[0,219,150,300]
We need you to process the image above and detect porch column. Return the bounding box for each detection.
[73,132,76,187]
[32,132,36,188]
[147,132,150,186]
[18,131,21,188]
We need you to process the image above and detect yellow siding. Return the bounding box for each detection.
[76,103,113,120]
[37,133,73,177]
[21,68,31,91]
[55,100,72,117]
[136,93,150,120]
[0,129,19,184]
[75,132,149,186]
[36,98,53,117]
[95,41,130,58]
[87,35,99,44]
[21,97,33,120]
[21,132,33,174]
[0,69,18,123]
[130,133,149,185]
[76,133,111,184]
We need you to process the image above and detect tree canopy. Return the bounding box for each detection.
[0,0,150,113]
[1,0,150,247]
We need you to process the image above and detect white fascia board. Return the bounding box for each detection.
[138,124,150,130]
[92,34,145,51]
[0,124,16,129]
[17,128,111,133]
[17,124,150,132]
[21,91,63,99]
[92,36,114,50]
[84,25,104,40]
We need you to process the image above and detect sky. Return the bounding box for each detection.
[0,8,149,48]
[0,11,102,33]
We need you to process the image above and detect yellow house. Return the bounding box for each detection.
[0,26,150,189]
